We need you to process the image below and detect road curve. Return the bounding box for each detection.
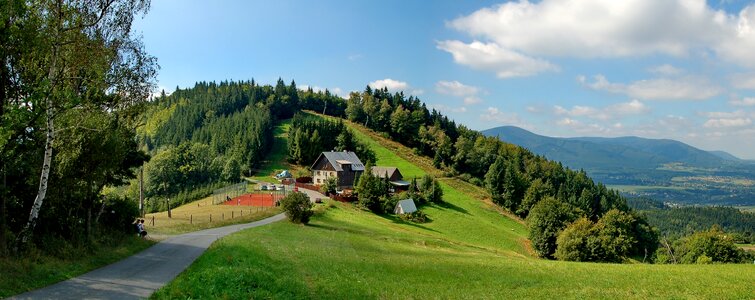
[12,213,286,300]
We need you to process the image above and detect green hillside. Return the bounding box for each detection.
[152,116,755,299]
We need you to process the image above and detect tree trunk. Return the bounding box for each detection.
[1,163,7,256]
[16,106,54,247]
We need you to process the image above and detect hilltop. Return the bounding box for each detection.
[152,114,755,299]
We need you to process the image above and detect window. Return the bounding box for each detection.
[317,171,321,176]
[331,171,335,177]
[317,178,321,183]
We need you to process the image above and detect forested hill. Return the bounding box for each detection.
[141,79,657,262]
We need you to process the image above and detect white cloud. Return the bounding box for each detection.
[581,74,721,101]
[481,107,531,128]
[703,117,752,128]
[553,100,648,121]
[648,64,684,76]
[435,80,479,97]
[729,96,755,106]
[463,96,482,105]
[436,40,558,78]
[608,99,649,115]
[367,78,424,97]
[430,104,467,113]
[731,73,755,89]
[348,54,363,61]
[442,0,755,75]
[702,110,747,118]
[435,80,483,106]
[369,78,409,91]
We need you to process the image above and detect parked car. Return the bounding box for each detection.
[261,185,268,191]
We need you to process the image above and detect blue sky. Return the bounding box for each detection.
[134,0,755,159]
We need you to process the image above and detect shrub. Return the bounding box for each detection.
[320,177,337,195]
[280,192,314,224]
[399,210,428,223]
[527,197,578,258]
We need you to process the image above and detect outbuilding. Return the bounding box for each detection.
[394,198,417,214]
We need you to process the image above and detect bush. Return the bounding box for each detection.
[280,192,314,224]
[99,195,140,234]
[527,197,578,259]
[320,177,337,195]
[399,210,428,223]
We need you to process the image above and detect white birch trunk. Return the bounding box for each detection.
[19,107,54,243]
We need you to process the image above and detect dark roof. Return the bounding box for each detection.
[313,151,365,172]
[371,166,398,178]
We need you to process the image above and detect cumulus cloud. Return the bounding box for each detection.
[436,40,558,78]
[368,78,423,96]
[731,73,755,89]
[580,74,721,100]
[435,80,479,97]
[435,80,483,106]
[648,64,684,76]
[440,0,755,77]
[553,100,649,121]
[430,104,467,113]
[729,97,755,106]
[703,117,752,128]
[481,107,531,128]
[369,78,409,91]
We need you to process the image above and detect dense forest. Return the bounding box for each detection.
[133,79,308,211]
[287,113,375,166]
[628,197,755,243]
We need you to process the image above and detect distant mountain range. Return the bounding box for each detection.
[481,126,742,171]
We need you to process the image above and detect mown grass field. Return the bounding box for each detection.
[145,194,282,237]
[249,119,301,183]
[152,115,755,299]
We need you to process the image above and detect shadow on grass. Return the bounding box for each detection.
[432,201,470,215]
[377,213,440,233]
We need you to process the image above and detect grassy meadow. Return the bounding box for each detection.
[152,114,755,299]
[145,194,282,237]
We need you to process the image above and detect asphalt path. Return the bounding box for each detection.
[11,213,286,300]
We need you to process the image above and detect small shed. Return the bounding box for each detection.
[394,198,417,214]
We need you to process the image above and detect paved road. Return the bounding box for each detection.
[12,213,286,300]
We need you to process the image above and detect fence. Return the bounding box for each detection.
[212,182,248,205]
[148,206,275,226]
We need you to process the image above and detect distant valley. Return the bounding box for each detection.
[483,126,755,206]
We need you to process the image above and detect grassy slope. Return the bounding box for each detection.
[153,114,755,299]
[249,119,295,182]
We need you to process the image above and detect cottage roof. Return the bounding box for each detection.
[395,199,417,214]
[371,166,398,178]
[313,151,365,172]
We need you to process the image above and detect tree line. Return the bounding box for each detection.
[287,113,375,166]
[1,0,156,255]
[627,197,755,243]
[134,80,303,211]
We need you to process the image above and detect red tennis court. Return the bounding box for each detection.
[222,193,283,207]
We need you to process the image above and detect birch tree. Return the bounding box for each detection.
[9,0,156,249]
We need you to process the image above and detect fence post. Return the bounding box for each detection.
[210,214,212,222]
[190,215,193,224]
[232,211,234,219]
[151,216,154,226]
[222,213,224,220]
